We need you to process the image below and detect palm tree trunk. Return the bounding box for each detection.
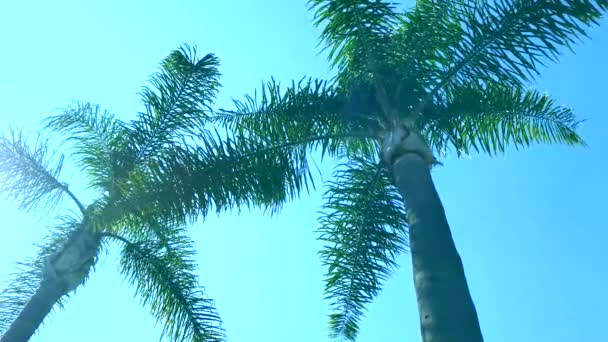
[1,228,99,342]
[390,153,483,342]
[0,280,66,342]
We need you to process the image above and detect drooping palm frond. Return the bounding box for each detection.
[216,78,377,159]
[209,78,383,217]
[0,218,81,335]
[114,128,316,223]
[309,0,400,72]
[317,157,408,341]
[111,221,224,342]
[0,129,84,214]
[423,83,585,157]
[403,0,608,112]
[217,78,341,137]
[42,102,127,192]
[129,44,221,165]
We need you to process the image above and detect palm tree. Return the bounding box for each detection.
[211,1,608,341]
[0,45,281,342]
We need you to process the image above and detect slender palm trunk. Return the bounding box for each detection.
[0,228,99,342]
[0,280,66,342]
[390,153,483,342]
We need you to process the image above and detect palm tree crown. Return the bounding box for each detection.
[0,45,258,342]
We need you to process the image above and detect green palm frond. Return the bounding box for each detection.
[317,157,408,341]
[216,77,376,159]
[0,218,81,335]
[407,0,608,109]
[42,102,127,192]
[388,0,462,89]
[117,130,316,222]
[111,222,224,342]
[309,0,400,71]
[129,44,221,164]
[209,78,381,216]
[424,83,585,156]
[216,78,341,137]
[0,129,84,214]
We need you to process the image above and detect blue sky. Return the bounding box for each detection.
[1,1,607,341]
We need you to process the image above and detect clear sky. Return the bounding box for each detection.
[1,1,607,341]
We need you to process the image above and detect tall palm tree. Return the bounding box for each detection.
[211,1,608,341]
[0,45,283,342]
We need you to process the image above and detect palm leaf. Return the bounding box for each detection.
[216,78,376,159]
[129,44,221,164]
[111,222,224,342]
[116,130,316,222]
[317,157,407,341]
[424,83,585,156]
[388,0,464,89]
[309,0,400,71]
[0,128,83,214]
[407,0,608,111]
[42,101,127,192]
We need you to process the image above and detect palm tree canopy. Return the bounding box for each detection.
[0,44,286,342]
[212,1,607,340]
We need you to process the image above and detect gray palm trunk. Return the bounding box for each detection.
[377,124,483,341]
[1,228,99,342]
[0,280,65,342]
[390,153,483,342]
